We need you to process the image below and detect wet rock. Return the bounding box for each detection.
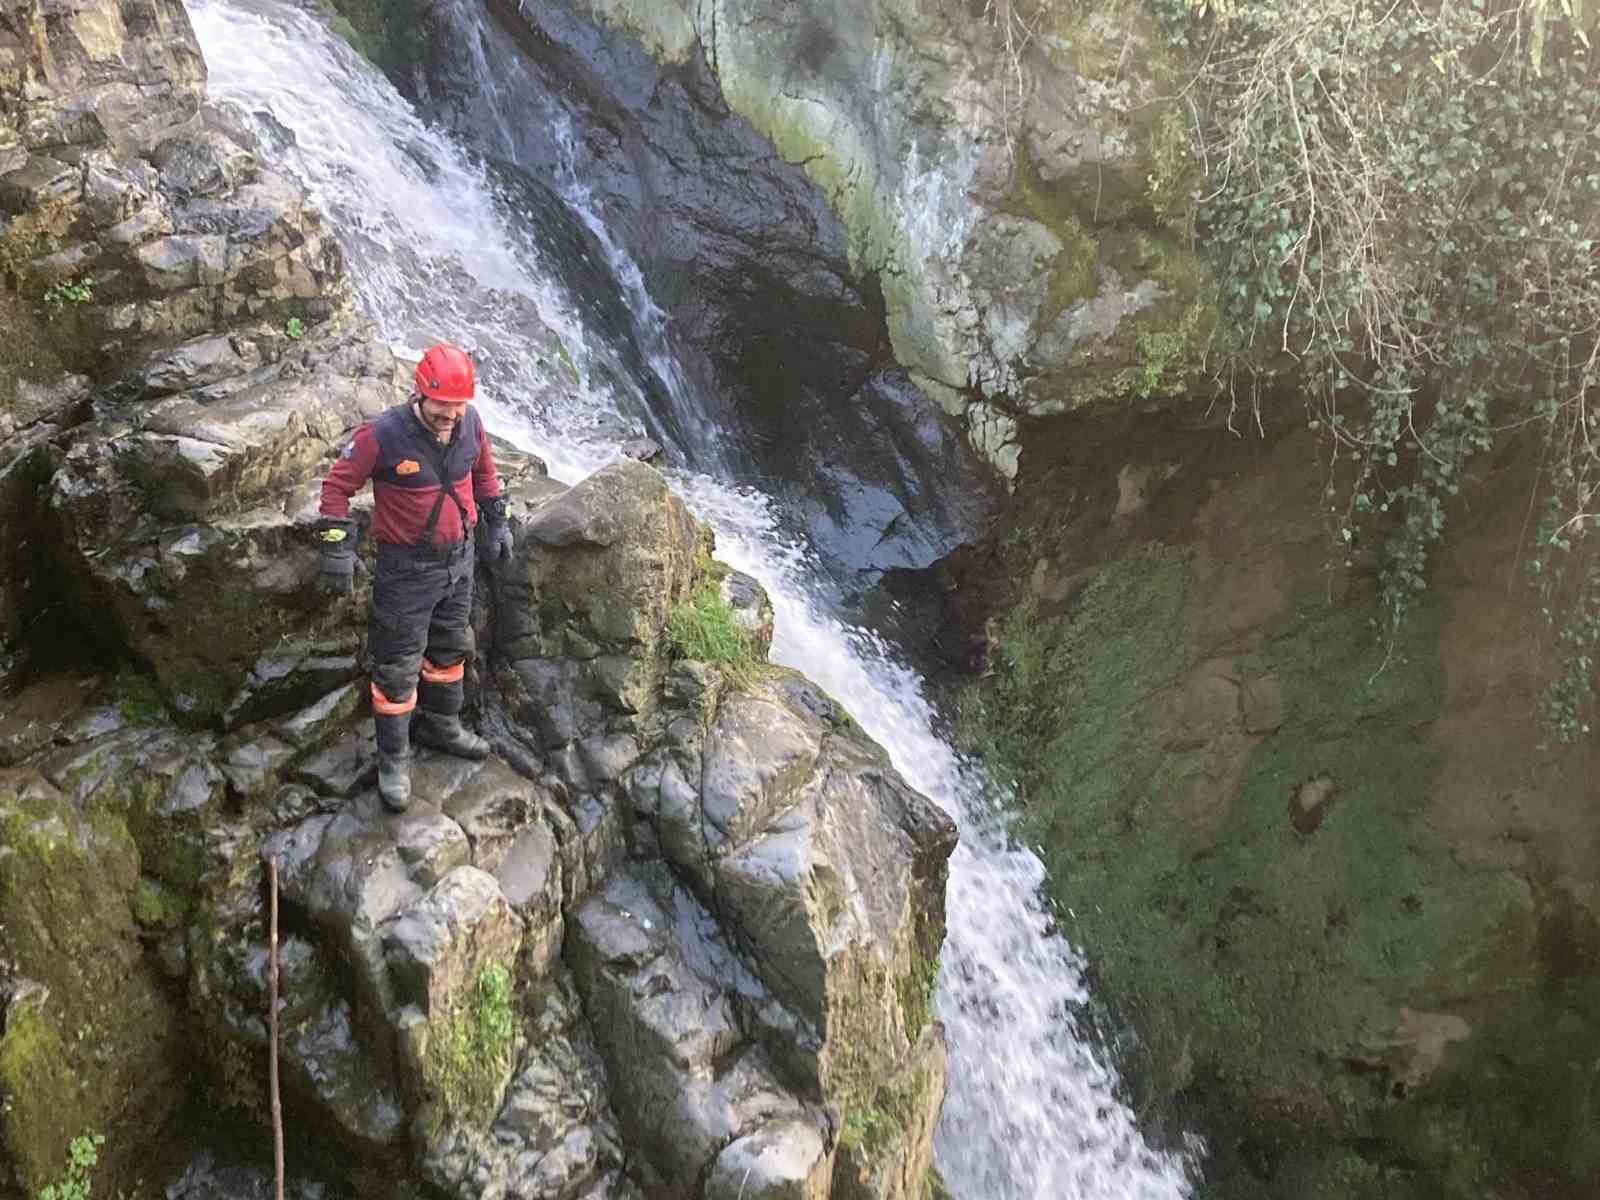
[37,724,228,893]
[45,335,394,723]
[287,722,377,799]
[11,373,92,432]
[383,866,523,1020]
[720,569,775,661]
[493,814,564,978]
[576,732,639,786]
[131,332,265,398]
[705,1118,831,1200]
[419,972,626,1199]
[216,731,299,802]
[274,681,362,750]
[154,128,259,200]
[569,865,816,1196]
[270,934,408,1152]
[437,2,997,576]
[0,674,103,766]
[162,1147,338,1200]
[498,458,699,724]
[700,688,825,850]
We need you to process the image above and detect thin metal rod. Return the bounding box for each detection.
[269,857,284,1200]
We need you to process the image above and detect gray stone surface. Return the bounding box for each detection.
[705,1119,831,1200]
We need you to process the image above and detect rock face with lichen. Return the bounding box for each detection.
[535,0,1211,483]
[0,0,352,692]
[963,415,1600,1199]
[0,3,955,1197]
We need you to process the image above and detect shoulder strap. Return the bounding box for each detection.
[413,417,473,547]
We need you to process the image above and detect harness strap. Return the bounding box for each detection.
[414,411,474,547]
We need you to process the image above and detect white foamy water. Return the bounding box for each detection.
[188,2,1198,1195]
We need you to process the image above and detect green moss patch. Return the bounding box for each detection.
[0,288,73,413]
[419,962,517,1136]
[0,783,183,1194]
[977,544,1589,1193]
[0,1001,78,1194]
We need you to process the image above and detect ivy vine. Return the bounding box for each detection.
[1155,0,1600,737]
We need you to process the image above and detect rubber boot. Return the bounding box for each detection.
[373,709,413,812]
[415,677,490,760]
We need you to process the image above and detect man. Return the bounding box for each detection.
[314,342,514,812]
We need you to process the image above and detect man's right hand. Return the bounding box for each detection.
[314,518,358,596]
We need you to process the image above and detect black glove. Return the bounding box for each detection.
[478,496,513,566]
[313,517,358,595]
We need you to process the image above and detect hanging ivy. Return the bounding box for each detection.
[1150,0,1599,736]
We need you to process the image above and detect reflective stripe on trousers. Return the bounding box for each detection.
[368,540,473,708]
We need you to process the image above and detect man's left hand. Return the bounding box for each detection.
[482,521,514,565]
[478,496,513,566]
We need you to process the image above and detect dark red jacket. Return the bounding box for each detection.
[320,403,501,547]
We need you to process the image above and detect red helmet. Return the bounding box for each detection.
[414,342,475,403]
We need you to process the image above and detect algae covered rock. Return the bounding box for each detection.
[0,767,185,1195]
[976,427,1600,1197]
[552,0,1212,479]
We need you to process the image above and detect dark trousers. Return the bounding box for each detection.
[368,541,474,712]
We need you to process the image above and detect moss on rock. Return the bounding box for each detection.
[0,999,78,1195]
[978,535,1600,1196]
[0,777,185,1195]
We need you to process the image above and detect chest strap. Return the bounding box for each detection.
[415,422,473,547]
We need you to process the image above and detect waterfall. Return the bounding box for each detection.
[186,2,1199,1196]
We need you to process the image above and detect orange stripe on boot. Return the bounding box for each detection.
[370,683,418,715]
[420,658,465,684]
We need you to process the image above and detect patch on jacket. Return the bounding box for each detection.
[395,459,421,476]
[341,442,355,459]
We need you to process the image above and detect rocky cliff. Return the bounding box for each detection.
[551,0,1211,485]
[529,2,1598,1193]
[0,4,954,1198]
[958,410,1600,1199]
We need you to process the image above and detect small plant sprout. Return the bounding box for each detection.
[37,1131,104,1200]
[42,276,94,316]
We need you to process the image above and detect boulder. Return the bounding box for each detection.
[418,971,630,1200]
[0,767,185,1195]
[45,331,395,722]
[705,1119,833,1200]
[384,866,524,1022]
[493,457,700,740]
[626,672,956,1113]
[221,930,408,1154]
[569,864,826,1197]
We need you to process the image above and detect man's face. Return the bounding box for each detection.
[416,395,464,442]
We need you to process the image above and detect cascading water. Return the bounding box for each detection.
[187,2,1199,1196]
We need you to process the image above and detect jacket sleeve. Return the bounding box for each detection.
[471,415,502,501]
[319,424,379,518]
